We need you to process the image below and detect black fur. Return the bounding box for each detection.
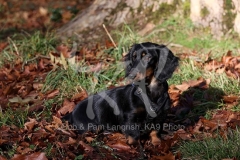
[63,42,179,143]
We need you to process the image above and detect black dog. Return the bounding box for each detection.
[63,42,179,144]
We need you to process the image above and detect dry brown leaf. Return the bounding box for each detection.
[0,42,8,52]
[12,152,47,160]
[16,146,32,154]
[64,137,77,145]
[46,89,59,99]
[108,141,131,151]
[108,132,126,141]
[105,40,115,48]
[39,7,48,16]
[88,63,102,72]
[235,63,240,69]
[151,152,175,160]
[71,90,88,102]
[85,136,94,143]
[33,82,43,90]
[24,118,37,131]
[58,99,75,115]
[56,44,71,58]
[176,129,192,140]
[226,113,238,123]
[201,118,218,132]
[53,115,62,128]
[44,125,54,133]
[79,141,94,153]
[0,155,7,160]
[193,119,203,133]
[223,95,239,103]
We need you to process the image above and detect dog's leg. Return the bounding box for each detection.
[127,135,146,159]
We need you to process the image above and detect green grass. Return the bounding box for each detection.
[0,15,240,159]
[43,60,125,98]
[0,31,58,67]
[0,107,28,128]
[179,129,240,159]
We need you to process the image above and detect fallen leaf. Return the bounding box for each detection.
[39,7,48,16]
[56,44,71,58]
[79,141,94,153]
[108,141,131,151]
[33,82,44,90]
[0,155,7,160]
[64,137,77,145]
[11,152,47,160]
[16,146,32,154]
[151,152,175,160]
[193,119,203,133]
[46,89,59,99]
[85,136,94,143]
[71,91,88,102]
[58,99,75,115]
[176,129,192,140]
[88,63,102,72]
[0,42,8,52]
[223,95,239,103]
[24,118,37,131]
[53,116,62,128]
[9,96,35,104]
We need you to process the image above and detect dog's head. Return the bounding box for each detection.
[125,42,179,83]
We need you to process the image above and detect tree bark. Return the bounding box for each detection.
[57,0,240,39]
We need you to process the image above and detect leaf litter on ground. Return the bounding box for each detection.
[0,41,240,159]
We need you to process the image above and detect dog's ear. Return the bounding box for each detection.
[154,45,179,82]
[124,44,136,77]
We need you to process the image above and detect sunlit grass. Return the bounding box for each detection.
[180,129,240,159]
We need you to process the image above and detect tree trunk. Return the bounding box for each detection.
[190,0,240,38]
[57,0,240,39]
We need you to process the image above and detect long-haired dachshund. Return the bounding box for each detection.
[63,42,179,144]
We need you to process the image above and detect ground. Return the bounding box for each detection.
[0,0,240,159]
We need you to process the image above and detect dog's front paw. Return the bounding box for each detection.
[150,130,161,146]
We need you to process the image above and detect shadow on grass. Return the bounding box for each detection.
[168,86,225,127]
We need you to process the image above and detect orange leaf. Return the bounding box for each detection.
[56,44,71,58]
[108,141,131,151]
[64,137,77,145]
[24,118,37,131]
[58,99,75,115]
[71,91,88,102]
[0,42,8,52]
[79,141,94,153]
[11,152,47,160]
[53,115,63,128]
[223,95,239,103]
[85,136,94,143]
[46,89,59,99]
[0,155,7,160]
[151,152,175,160]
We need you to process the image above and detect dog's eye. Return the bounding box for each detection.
[141,52,146,57]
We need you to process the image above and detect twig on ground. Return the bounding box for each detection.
[103,24,117,49]
[8,37,20,56]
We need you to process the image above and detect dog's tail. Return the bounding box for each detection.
[62,113,73,124]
